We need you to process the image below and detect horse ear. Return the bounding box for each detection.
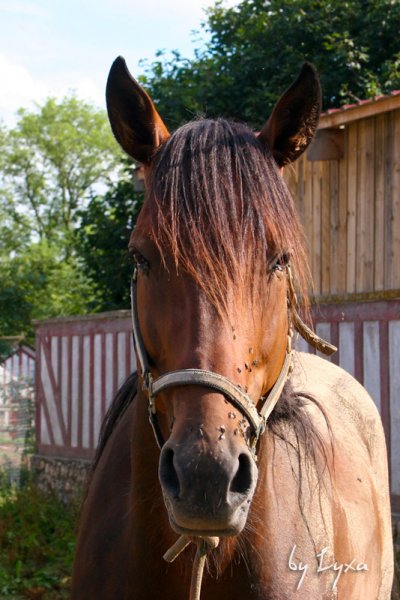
[258,62,321,167]
[106,56,170,164]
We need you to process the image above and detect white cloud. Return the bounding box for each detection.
[0,54,105,125]
[0,0,241,124]
[0,53,47,123]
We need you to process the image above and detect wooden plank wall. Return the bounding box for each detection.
[284,108,400,299]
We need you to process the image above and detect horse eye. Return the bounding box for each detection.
[130,250,151,274]
[272,253,290,272]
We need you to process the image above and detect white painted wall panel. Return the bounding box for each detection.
[82,336,90,449]
[61,337,69,426]
[117,332,126,387]
[105,333,114,411]
[71,336,79,447]
[295,334,310,354]
[363,321,381,412]
[315,323,332,360]
[130,338,136,373]
[93,334,102,445]
[51,337,58,385]
[339,322,355,377]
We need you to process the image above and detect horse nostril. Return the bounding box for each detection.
[159,447,180,499]
[229,453,253,495]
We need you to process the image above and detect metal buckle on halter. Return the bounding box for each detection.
[142,371,156,414]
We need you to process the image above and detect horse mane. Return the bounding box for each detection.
[146,118,311,314]
[92,118,319,475]
[91,372,138,473]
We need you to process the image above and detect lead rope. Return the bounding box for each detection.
[142,265,336,600]
[163,536,220,600]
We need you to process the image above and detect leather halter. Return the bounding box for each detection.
[130,265,336,454]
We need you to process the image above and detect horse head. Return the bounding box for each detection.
[105,57,321,538]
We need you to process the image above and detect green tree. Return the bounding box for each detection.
[0,241,101,342]
[77,165,144,311]
[0,95,123,257]
[140,0,400,129]
[0,95,125,339]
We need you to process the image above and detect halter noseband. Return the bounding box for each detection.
[130,265,336,454]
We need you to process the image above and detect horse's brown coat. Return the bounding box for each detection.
[71,58,393,599]
[72,352,393,598]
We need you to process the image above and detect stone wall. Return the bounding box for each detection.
[31,454,92,504]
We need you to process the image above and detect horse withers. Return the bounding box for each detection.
[71,58,393,599]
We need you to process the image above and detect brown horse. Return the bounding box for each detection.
[71,58,393,599]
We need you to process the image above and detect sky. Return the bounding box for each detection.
[0,0,238,125]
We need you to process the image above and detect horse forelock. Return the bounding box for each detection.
[145,118,311,313]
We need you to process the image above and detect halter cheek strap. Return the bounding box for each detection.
[130,266,336,453]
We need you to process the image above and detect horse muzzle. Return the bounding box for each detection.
[158,437,258,536]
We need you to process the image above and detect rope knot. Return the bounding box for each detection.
[163,534,220,600]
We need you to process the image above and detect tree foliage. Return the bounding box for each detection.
[0,242,101,341]
[140,0,400,129]
[0,95,123,256]
[76,167,144,311]
[0,96,122,339]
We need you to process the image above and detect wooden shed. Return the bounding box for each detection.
[284,92,400,511]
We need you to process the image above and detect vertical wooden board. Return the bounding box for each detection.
[82,335,90,449]
[130,338,136,374]
[105,333,114,410]
[295,158,304,221]
[284,161,298,202]
[339,321,355,376]
[346,123,358,293]
[315,322,332,360]
[303,157,314,281]
[389,320,400,495]
[379,321,390,458]
[71,335,79,448]
[93,334,102,448]
[295,335,310,354]
[61,336,69,431]
[356,118,375,293]
[374,114,386,291]
[312,161,322,295]
[51,336,59,385]
[384,111,394,289]
[363,321,381,412]
[336,151,348,294]
[391,110,400,288]
[117,331,127,387]
[321,161,331,295]
[329,159,338,294]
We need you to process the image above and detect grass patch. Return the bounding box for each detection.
[0,474,79,599]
